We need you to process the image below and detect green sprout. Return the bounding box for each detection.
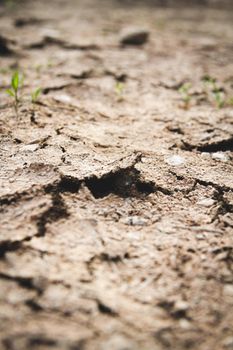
[4,0,14,7]
[6,71,23,118]
[35,64,43,75]
[227,97,233,106]
[115,81,125,101]
[31,87,42,104]
[213,90,225,109]
[178,82,192,109]
[202,76,225,109]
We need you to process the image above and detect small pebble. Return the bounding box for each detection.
[223,337,233,349]
[21,144,39,152]
[165,155,185,166]
[179,319,191,330]
[120,27,149,46]
[197,198,215,207]
[212,152,229,162]
[175,300,189,311]
[54,94,72,104]
[196,233,205,240]
[223,284,233,297]
[123,216,147,226]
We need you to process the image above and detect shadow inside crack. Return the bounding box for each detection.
[197,136,233,153]
[0,35,15,56]
[85,167,154,199]
[56,176,81,193]
[36,193,69,237]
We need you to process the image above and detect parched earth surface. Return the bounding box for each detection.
[0,0,233,349]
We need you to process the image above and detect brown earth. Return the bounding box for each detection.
[0,0,233,349]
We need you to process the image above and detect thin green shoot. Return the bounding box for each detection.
[6,71,23,118]
[227,97,233,106]
[202,75,225,109]
[178,82,192,109]
[31,87,42,104]
[213,90,225,109]
[115,82,125,100]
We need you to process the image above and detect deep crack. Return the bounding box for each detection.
[36,192,69,237]
[85,167,154,198]
[197,136,233,153]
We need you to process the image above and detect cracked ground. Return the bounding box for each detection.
[0,0,233,349]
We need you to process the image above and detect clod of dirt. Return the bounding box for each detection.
[120,27,149,46]
[0,35,14,56]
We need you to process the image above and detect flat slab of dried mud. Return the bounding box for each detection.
[0,1,233,349]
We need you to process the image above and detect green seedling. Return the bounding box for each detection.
[115,81,125,100]
[227,97,233,106]
[0,68,10,74]
[6,71,23,118]
[3,0,20,9]
[47,59,54,69]
[31,87,42,104]
[213,89,225,109]
[178,82,192,109]
[35,64,43,74]
[6,71,19,102]
[202,76,225,109]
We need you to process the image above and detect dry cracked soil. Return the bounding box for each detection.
[0,0,233,349]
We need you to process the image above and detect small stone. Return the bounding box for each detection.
[21,144,39,152]
[197,198,215,207]
[179,318,191,330]
[212,152,229,162]
[196,233,205,240]
[223,337,233,349]
[175,300,189,311]
[100,335,136,350]
[123,216,147,226]
[223,284,233,297]
[53,94,73,104]
[165,155,185,166]
[120,27,149,46]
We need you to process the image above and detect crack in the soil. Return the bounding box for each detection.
[0,35,15,56]
[3,335,58,349]
[96,299,118,317]
[180,136,233,153]
[167,170,233,222]
[0,272,43,294]
[0,190,33,209]
[211,189,233,223]
[197,136,233,153]
[0,240,22,259]
[85,167,154,198]
[0,183,72,258]
[3,154,231,260]
[36,192,69,237]
[25,299,44,312]
[195,178,232,194]
[24,36,99,51]
[42,83,73,94]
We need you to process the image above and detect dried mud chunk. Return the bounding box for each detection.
[120,28,149,46]
[0,163,60,198]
